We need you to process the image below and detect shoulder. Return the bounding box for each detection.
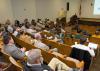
[71,44,88,50]
[41,64,53,71]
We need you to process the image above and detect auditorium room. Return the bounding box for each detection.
[0,0,100,71]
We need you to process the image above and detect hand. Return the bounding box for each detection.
[16,28,21,31]
[20,47,26,52]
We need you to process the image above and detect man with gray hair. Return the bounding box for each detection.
[24,49,53,71]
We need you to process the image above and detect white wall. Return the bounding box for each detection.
[35,0,66,20]
[0,0,13,24]
[35,0,81,21]
[11,0,81,21]
[81,0,100,18]
[66,0,81,21]
[0,0,100,24]
[11,0,36,22]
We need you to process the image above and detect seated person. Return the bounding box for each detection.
[25,23,37,35]
[13,27,21,37]
[24,18,30,25]
[59,28,65,39]
[25,49,73,71]
[24,49,53,71]
[49,50,84,70]
[81,30,91,37]
[71,37,95,57]
[31,19,37,27]
[48,58,73,71]
[33,33,49,50]
[5,19,13,33]
[14,20,21,28]
[7,25,13,33]
[0,28,4,37]
[92,30,100,38]
[37,22,45,29]
[74,30,82,39]
[2,34,25,60]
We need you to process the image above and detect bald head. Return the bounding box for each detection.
[27,49,43,64]
[34,33,42,40]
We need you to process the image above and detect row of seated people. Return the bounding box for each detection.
[15,31,96,71]
[6,22,97,60]
[0,26,82,70]
[0,20,98,54]
[0,31,85,71]
[0,17,66,35]
[0,18,98,70]
[2,18,99,45]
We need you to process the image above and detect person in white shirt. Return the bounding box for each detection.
[13,27,21,37]
[25,49,73,71]
[33,33,49,51]
[26,28,37,35]
[7,25,13,33]
[21,25,26,32]
[71,37,95,57]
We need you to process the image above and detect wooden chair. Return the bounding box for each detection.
[89,37,100,45]
[41,50,55,63]
[9,56,23,71]
[40,32,54,37]
[58,44,72,56]
[42,39,72,56]
[64,38,73,45]
[0,51,12,71]
[11,34,36,50]
[1,49,10,56]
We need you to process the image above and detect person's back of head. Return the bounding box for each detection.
[3,33,14,45]
[80,37,87,44]
[15,20,20,27]
[34,33,42,40]
[24,19,29,23]
[31,19,36,26]
[3,34,11,45]
[37,18,41,23]
[27,49,43,64]
[0,27,4,36]
[25,23,31,29]
[5,19,11,25]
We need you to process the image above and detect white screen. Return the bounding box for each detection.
[93,0,100,15]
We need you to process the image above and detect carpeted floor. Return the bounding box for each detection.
[89,49,100,71]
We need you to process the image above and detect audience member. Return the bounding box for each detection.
[14,20,20,27]
[3,34,26,60]
[34,33,49,51]
[31,19,37,27]
[92,30,100,38]
[71,37,95,57]
[5,19,11,25]
[24,49,53,71]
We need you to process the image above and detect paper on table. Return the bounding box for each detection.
[88,42,98,49]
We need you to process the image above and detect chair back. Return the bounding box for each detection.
[9,56,23,71]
